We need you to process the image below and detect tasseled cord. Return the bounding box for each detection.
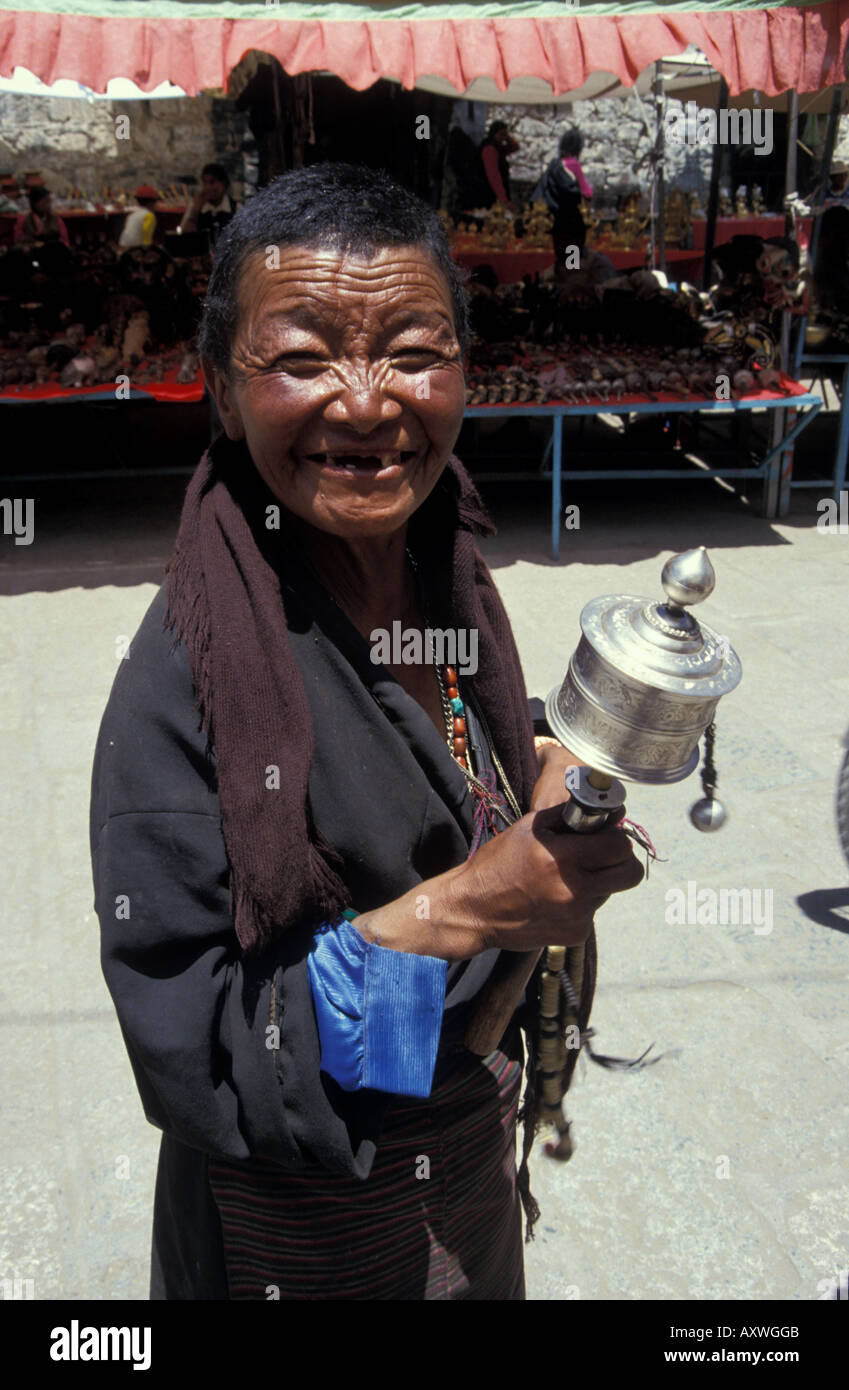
[516,1028,542,1242]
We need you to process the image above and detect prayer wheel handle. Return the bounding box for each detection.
[464,767,625,1058]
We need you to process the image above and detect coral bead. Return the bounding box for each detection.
[453,715,466,735]
[445,666,458,686]
[453,736,467,757]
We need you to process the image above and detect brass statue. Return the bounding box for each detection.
[615,193,649,249]
[479,202,514,249]
[665,190,692,247]
[521,200,554,248]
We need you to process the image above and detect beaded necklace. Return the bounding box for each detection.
[433,660,468,769]
[405,547,520,834]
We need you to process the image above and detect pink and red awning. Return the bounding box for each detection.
[1,1,848,99]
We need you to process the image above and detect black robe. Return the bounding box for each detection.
[91,552,534,1299]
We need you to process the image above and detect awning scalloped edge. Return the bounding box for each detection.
[0,6,847,98]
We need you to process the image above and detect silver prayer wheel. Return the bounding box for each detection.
[545,547,742,786]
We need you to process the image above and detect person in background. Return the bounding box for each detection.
[553,246,617,305]
[825,161,849,209]
[475,122,520,208]
[179,163,238,244]
[13,186,70,249]
[810,205,849,348]
[119,186,160,249]
[558,127,593,201]
[533,128,593,263]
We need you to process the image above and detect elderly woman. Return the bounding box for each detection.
[91,164,643,1302]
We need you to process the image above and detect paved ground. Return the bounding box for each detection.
[1,439,847,1302]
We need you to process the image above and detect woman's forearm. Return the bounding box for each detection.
[354,863,481,964]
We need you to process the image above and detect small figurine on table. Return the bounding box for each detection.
[719,188,733,218]
[735,185,749,218]
[479,202,515,249]
[521,200,554,248]
[751,185,765,216]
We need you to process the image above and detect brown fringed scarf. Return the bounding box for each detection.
[165,434,540,955]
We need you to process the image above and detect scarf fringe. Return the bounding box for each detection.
[231,873,281,955]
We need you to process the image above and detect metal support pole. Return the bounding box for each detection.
[653,64,667,276]
[551,412,564,560]
[768,91,800,515]
[702,78,729,291]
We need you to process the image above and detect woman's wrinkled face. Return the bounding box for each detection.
[206,244,466,539]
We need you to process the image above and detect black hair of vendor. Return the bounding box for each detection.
[198,162,470,372]
[27,185,50,211]
[202,162,230,185]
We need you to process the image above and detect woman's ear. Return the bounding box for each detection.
[202,359,245,440]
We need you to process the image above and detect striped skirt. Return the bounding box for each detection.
[207,1027,526,1300]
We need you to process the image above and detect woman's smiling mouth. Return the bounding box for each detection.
[303,449,418,475]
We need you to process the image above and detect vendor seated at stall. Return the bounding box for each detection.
[13,186,70,249]
[119,186,160,249]
[553,246,616,297]
[179,163,238,243]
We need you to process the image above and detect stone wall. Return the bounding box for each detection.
[490,96,849,208]
[0,91,250,198]
[489,95,714,204]
[4,83,849,208]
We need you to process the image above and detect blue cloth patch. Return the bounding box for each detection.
[307,918,447,1099]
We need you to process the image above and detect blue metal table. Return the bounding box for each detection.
[465,391,823,560]
[790,354,849,506]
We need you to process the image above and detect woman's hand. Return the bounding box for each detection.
[356,791,643,964]
[436,805,643,958]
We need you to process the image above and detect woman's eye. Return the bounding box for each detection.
[391,348,441,369]
[272,352,328,372]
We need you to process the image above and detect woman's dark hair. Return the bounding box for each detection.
[202,162,229,186]
[28,185,50,211]
[198,163,470,371]
[486,121,509,142]
[559,128,583,159]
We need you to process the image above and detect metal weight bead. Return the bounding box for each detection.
[689,796,728,832]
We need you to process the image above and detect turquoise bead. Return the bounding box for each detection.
[450,696,464,716]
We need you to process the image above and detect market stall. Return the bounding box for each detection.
[0,68,209,410]
[0,233,208,404]
[1,0,847,519]
[0,204,186,249]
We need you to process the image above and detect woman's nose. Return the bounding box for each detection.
[323,367,402,431]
